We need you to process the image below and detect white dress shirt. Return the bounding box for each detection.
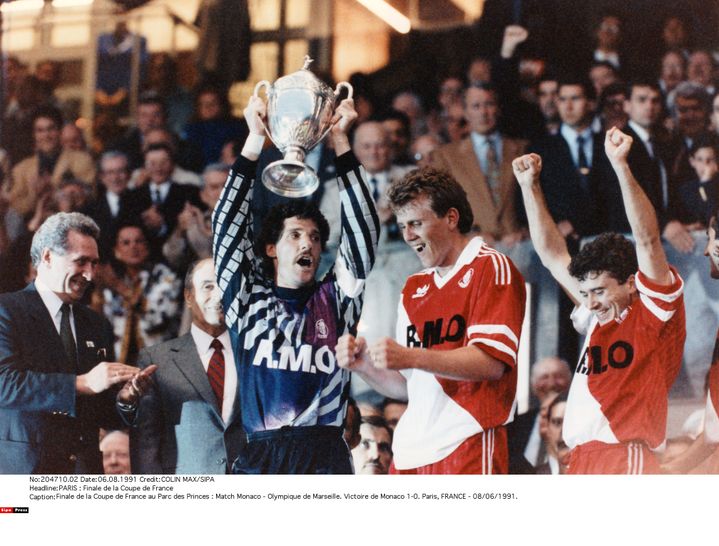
[35,277,76,342]
[190,324,237,424]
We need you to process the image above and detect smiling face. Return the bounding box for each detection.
[578,270,635,325]
[33,116,61,154]
[186,259,225,333]
[38,230,99,303]
[114,226,149,269]
[395,195,458,272]
[266,216,322,289]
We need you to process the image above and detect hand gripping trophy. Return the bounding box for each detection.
[253,56,353,197]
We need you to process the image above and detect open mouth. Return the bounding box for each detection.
[413,243,425,254]
[296,256,313,268]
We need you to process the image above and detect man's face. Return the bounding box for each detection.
[546,401,570,471]
[438,77,463,109]
[590,65,617,96]
[114,226,149,268]
[198,91,222,121]
[661,51,686,90]
[596,16,620,49]
[101,432,131,475]
[266,216,322,289]
[382,118,409,160]
[705,224,719,279]
[411,135,440,168]
[145,149,174,184]
[353,123,390,174]
[100,156,130,195]
[689,146,717,180]
[464,87,498,135]
[675,96,708,138]
[39,230,99,303]
[624,86,662,129]
[137,103,165,135]
[663,17,686,48]
[688,51,713,88]
[201,170,227,209]
[383,401,407,430]
[351,423,392,474]
[578,270,635,325]
[186,259,225,331]
[443,101,468,142]
[61,124,84,151]
[537,80,559,121]
[396,195,456,270]
[467,59,491,85]
[557,84,591,129]
[33,116,60,154]
[532,358,570,402]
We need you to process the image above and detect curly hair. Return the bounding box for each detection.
[255,201,330,278]
[387,167,474,233]
[568,232,637,283]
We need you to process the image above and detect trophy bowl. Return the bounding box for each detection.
[254,56,353,197]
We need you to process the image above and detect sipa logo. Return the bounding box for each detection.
[316,319,329,339]
[458,268,474,288]
[412,284,430,299]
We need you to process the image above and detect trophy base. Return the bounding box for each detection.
[262,160,320,198]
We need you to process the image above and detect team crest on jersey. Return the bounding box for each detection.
[412,284,430,299]
[316,319,329,339]
[458,268,474,288]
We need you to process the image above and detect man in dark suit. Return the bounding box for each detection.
[0,212,139,474]
[117,258,244,474]
[528,78,617,240]
[120,143,205,259]
[86,151,131,261]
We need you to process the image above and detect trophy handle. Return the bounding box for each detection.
[334,81,354,100]
[251,80,277,148]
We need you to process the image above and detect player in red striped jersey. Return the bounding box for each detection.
[514,127,685,474]
[336,167,526,474]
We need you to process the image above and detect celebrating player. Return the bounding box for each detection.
[336,167,526,474]
[211,96,379,474]
[513,127,686,474]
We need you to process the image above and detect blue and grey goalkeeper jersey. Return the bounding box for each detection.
[212,151,379,434]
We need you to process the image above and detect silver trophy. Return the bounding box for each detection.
[253,56,353,197]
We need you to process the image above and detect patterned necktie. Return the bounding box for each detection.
[208,339,225,407]
[60,303,77,370]
[485,137,501,205]
[369,177,380,202]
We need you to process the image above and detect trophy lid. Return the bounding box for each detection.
[272,56,333,95]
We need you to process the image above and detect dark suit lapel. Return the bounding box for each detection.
[170,334,221,415]
[24,284,75,373]
[73,307,107,374]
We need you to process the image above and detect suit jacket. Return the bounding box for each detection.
[431,135,527,239]
[506,408,539,475]
[127,334,244,474]
[9,149,96,216]
[0,284,118,474]
[85,187,127,262]
[602,124,684,232]
[528,130,616,237]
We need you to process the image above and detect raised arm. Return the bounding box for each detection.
[211,97,266,326]
[513,154,580,304]
[604,127,672,285]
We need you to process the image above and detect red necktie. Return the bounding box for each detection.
[208,339,225,406]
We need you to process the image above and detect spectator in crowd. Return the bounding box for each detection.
[116,258,244,474]
[432,82,528,247]
[120,143,205,259]
[92,223,181,365]
[2,75,50,166]
[687,49,716,95]
[411,134,441,168]
[343,398,362,451]
[60,123,87,153]
[163,162,228,272]
[379,109,414,166]
[337,167,526,474]
[8,106,95,219]
[598,82,628,132]
[86,151,131,261]
[659,49,687,100]
[590,13,623,72]
[0,212,138,473]
[661,15,690,58]
[392,90,427,139]
[184,84,248,168]
[129,127,202,188]
[351,416,393,475]
[113,92,169,171]
[678,135,719,226]
[537,392,569,474]
[536,76,560,136]
[589,61,620,98]
[381,398,407,431]
[440,100,469,143]
[507,356,571,473]
[144,53,193,136]
[100,429,131,475]
[670,82,712,186]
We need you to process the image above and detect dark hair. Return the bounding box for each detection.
[376,109,411,138]
[112,221,149,247]
[626,79,662,98]
[689,133,719,157]
[462,81,498,105]
[568,232,637,283]
[183,259,207,293]
[387,167,474,234]
[254,201,330,278]
[144,142,175,163]
[360,415,393,443]
[547,391,569,418]
[558,76,597,101]
[32,105,63,130]
[599,82,627,110]
[137,91,167,116]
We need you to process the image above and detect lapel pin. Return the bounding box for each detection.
[86,341,95,348]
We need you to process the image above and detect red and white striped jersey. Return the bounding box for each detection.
[564,268,685,451]
[704,331,719,443]
[392,237,526,469]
